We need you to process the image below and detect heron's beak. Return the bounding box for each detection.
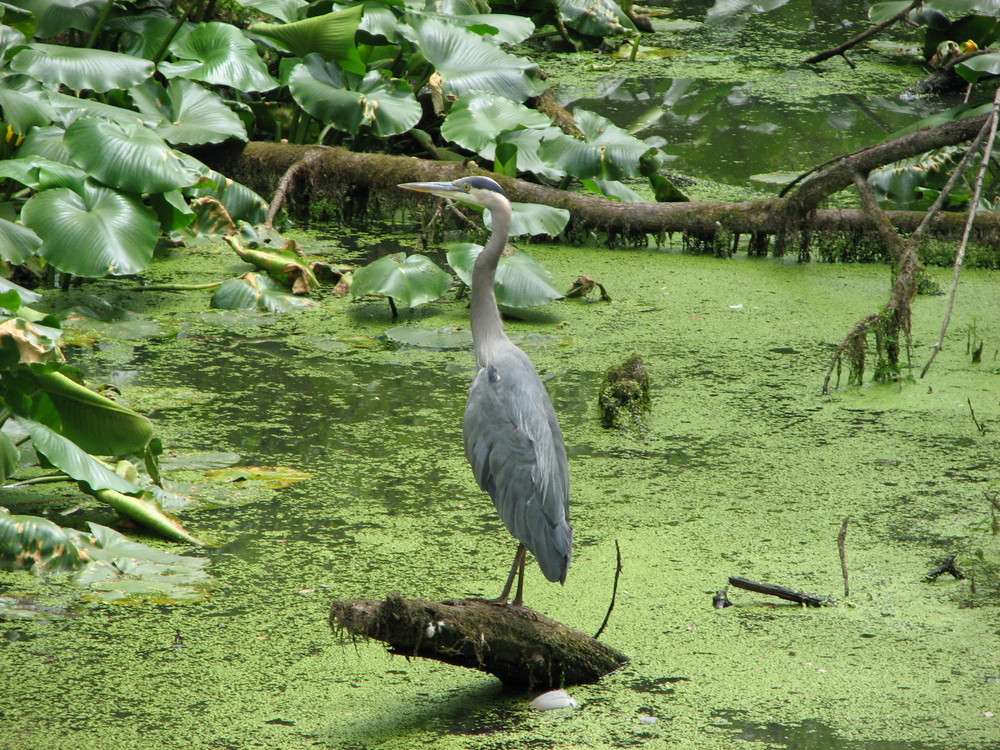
[398,181,464,200]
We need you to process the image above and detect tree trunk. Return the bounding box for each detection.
[328,593,628,690]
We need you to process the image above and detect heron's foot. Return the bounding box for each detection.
[483,594,518,606]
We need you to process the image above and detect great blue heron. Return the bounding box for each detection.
[399,176,572,606]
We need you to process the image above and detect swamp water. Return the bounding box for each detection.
[1,244,998,749]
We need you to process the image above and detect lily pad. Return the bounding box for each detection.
[202,465,311,489]
[211,273,317,313]
[385,326,472,350]
[447,243,562,307]
[352,252,453,313]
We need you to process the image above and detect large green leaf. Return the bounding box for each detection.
[0,154,88,192]
[554,0,637,38]
[211,273,317,313]
[0,76,55,134]
[129,79,247,145]
[487,202,571,237]
[22,182,158,277]
[9,0,104,38]
[0,508,87,571]
[160,22,278,93]
[956,51,1000,83]
[42,90,149,128]
[184,166,269,225]
[441,90,551,154]
[105,15,190,59]
[64,118,203,194]
[16,126,72,164]
[0,279,41,307]
[352,252,453,308]
[288,56,420,136]
[250,6,364,73]
[0,432,19,483]
[93,488,204,546]
[404,18,543,102]
[495,128,567,179]
[10,44,154,92]
[0,511,210,601]
[20,367,155,456]
[446,243,562,307]
[238,0,308,23]
[540,109,653,181]
[0,12,32,46]
[16,417,141,494]
[0,219,40,264]
[405,8,535,45]
[447,14,535,45]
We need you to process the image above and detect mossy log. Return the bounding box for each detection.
[196,111,1000,247]
[328,593,628,689]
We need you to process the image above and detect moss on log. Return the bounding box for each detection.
[199,139,1000,252]
[328,593,628,689]
[599,354,651,430]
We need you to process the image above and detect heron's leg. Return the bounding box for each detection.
[512,551,526,607]
[488,544,527,604]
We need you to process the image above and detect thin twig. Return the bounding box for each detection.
[921,86,1000,378]
[838,516,852,598]
[967,397,988,435]
[593,540,622,639]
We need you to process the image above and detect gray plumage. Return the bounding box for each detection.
[398,176,573,602]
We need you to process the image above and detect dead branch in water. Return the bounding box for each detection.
[329,593,628,689]
[728,576,829,607]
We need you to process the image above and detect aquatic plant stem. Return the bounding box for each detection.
[921,86,1000,379]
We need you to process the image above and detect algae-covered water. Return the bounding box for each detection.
[2,242,998,749]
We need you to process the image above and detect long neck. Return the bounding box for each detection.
[470,200,511,366]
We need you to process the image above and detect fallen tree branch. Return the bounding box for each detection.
[921,86,1000,378]
[821,109,994,393]
[205,118,1000,247]
[804,0,922,66]
[329,593,629,689]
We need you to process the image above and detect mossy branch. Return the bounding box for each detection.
[329,593,628,690]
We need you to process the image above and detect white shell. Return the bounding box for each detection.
[531,689,578,711]
[638,715,658,724]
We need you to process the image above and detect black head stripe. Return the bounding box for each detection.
[455,176,507,197]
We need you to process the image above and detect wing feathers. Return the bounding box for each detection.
[464,348,572,583]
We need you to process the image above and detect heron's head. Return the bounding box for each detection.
[398,176,508,209]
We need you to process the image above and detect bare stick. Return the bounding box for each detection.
[594,539,622,639]
[967,397,988,435]
[805,0,921,65]
[921,86,1000,378]
[728,576,829,607]
[838,516,852,598]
